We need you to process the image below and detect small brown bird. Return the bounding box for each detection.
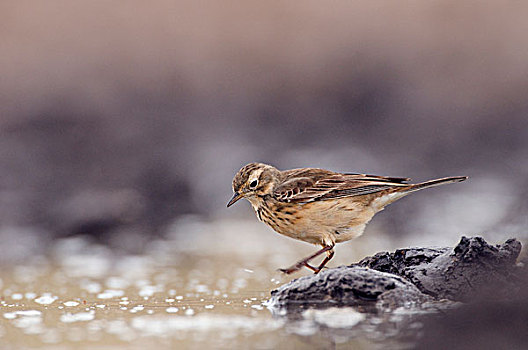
[227,163,467,274]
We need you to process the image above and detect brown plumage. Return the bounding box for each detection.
[227,162,467,274]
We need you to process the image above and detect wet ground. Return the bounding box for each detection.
[0,217,468,349]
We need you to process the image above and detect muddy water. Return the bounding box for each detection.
[0,218,445,349]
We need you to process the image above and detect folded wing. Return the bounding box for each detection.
[273,170,411,203]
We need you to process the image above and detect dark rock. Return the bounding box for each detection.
[269,266,431,310]
[358,236,522,301]
[270,236,523,312]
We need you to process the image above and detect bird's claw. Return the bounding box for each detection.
[278,264,303,274]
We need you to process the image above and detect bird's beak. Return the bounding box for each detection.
[227,192,244,207]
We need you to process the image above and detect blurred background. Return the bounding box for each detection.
[1,0,527,262]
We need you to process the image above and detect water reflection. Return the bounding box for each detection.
[0,218,459,349]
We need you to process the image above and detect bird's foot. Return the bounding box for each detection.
[278,265,302,275]
[278,262,318,275]
[278,245,335,275]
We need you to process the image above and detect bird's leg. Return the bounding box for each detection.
[312,250,335,274]
[301,250,335,274]
[279,245,334,275]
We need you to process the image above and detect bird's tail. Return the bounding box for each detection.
[373,176,468,209]
[406,176,468,193]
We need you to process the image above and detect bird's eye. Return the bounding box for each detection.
[249,179,258,188]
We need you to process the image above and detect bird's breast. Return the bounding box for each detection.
[252,197,379,245]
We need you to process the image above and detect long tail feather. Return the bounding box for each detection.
[407,176,468,193]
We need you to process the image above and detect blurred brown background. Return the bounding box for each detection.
[1,1,527,261]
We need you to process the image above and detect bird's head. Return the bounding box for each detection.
[227,162,280,207]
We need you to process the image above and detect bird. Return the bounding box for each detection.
[227,162,467,274]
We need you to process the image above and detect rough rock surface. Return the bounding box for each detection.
[358,236,522,301]
[270,236,522,308]
[269,266,431,309]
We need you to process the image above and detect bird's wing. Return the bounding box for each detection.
[343,173,411,184]
[273,171,411,203]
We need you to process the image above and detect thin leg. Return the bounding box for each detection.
[279,245,334,274]
[302,250,335,274]
[313,250,334,274]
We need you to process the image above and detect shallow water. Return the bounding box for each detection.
[0,217,455,349]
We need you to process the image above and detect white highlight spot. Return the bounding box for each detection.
[11,293,23,300]
[63,301,80,307]
[60,311,95,323]
[4,310,42,319]
[303,307,365,328]
[35,294,58,305]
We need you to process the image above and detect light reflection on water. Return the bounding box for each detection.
[0,218,457,349]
